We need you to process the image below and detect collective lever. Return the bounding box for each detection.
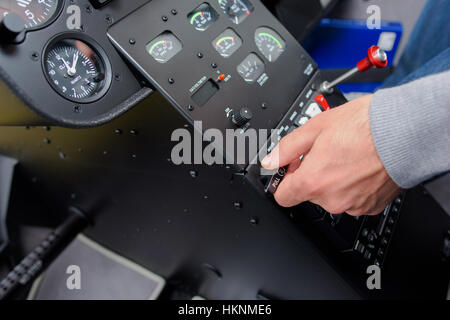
[319,45,388,94]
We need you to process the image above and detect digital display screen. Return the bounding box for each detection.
[191,79,219,106]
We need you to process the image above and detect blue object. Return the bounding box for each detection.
[304,18,403,69]
[303,18,403,93]
[381,0,450,88]
[336,82,382,93]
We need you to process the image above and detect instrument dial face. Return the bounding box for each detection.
[44,37,111,103]
[0,0,61,30]
[146,32,183,63]
[188,3,218,31]
[212,28,242,58]
[237,53,265,83]
[255,27,286,62]
[219,0,254,25]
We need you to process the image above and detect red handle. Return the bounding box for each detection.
[356,45,388,72]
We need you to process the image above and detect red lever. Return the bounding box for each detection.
[356,45,388,72]
[320,45,389,94]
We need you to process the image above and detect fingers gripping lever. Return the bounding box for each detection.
[265,46,388,195]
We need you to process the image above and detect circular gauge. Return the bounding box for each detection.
[188,3,218,31]
[43,34,112,103]
[219,0,254,25]
[0,0,62,30]
[255,27,286,62]
[237,53,265,83]
[212,28,242,58]
[146,32,183,64]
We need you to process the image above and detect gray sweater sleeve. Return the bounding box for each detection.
[370,70,450,189]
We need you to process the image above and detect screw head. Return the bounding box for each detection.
[188,105,194,111]
[162,15,168,22]
[189,170,198,178]
[129,38,136,45]
[250,217,259,226]
[168,78,175,84]
[171,9,178,15]
[30,52,39,61]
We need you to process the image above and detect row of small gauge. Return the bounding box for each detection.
[147,26,286,84]
[1,0,112,103]
[147,2,287,84]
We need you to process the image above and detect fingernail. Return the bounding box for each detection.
[262,153,272,167]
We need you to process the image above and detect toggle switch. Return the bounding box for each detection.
[315,94,330,111]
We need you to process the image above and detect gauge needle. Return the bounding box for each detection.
[68,53,79,77]
[61,58,72,74]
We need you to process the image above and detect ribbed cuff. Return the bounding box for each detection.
[369,71,450,188]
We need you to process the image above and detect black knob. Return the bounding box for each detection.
[232,107,253,127]
[0,13,24,42]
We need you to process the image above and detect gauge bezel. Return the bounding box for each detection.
[236,52,266,83]
[218,0,254,25]
[187,2,219,32]
[42,32,113,104]
[146,31,183,64]
[254,26,287,63]
[6,0,65,32]
[212,28,242,58]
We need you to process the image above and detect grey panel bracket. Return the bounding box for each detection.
[0,155,18,253]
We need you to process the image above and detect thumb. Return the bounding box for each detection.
[261,121,322,170]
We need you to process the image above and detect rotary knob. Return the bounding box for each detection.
[0,13,25,43]
[232,107,253,127]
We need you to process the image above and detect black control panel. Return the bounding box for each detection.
[308,194,404,268]
[107,0,319,164]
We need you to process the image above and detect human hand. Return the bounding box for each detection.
[261,94,401,216]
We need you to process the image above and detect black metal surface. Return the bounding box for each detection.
[0,92,360,299]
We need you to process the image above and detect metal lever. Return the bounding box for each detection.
[320,45,388,94]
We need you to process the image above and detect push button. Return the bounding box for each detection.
[287,126,296,134]
[294,115,309,127]
[303,102,322,118]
